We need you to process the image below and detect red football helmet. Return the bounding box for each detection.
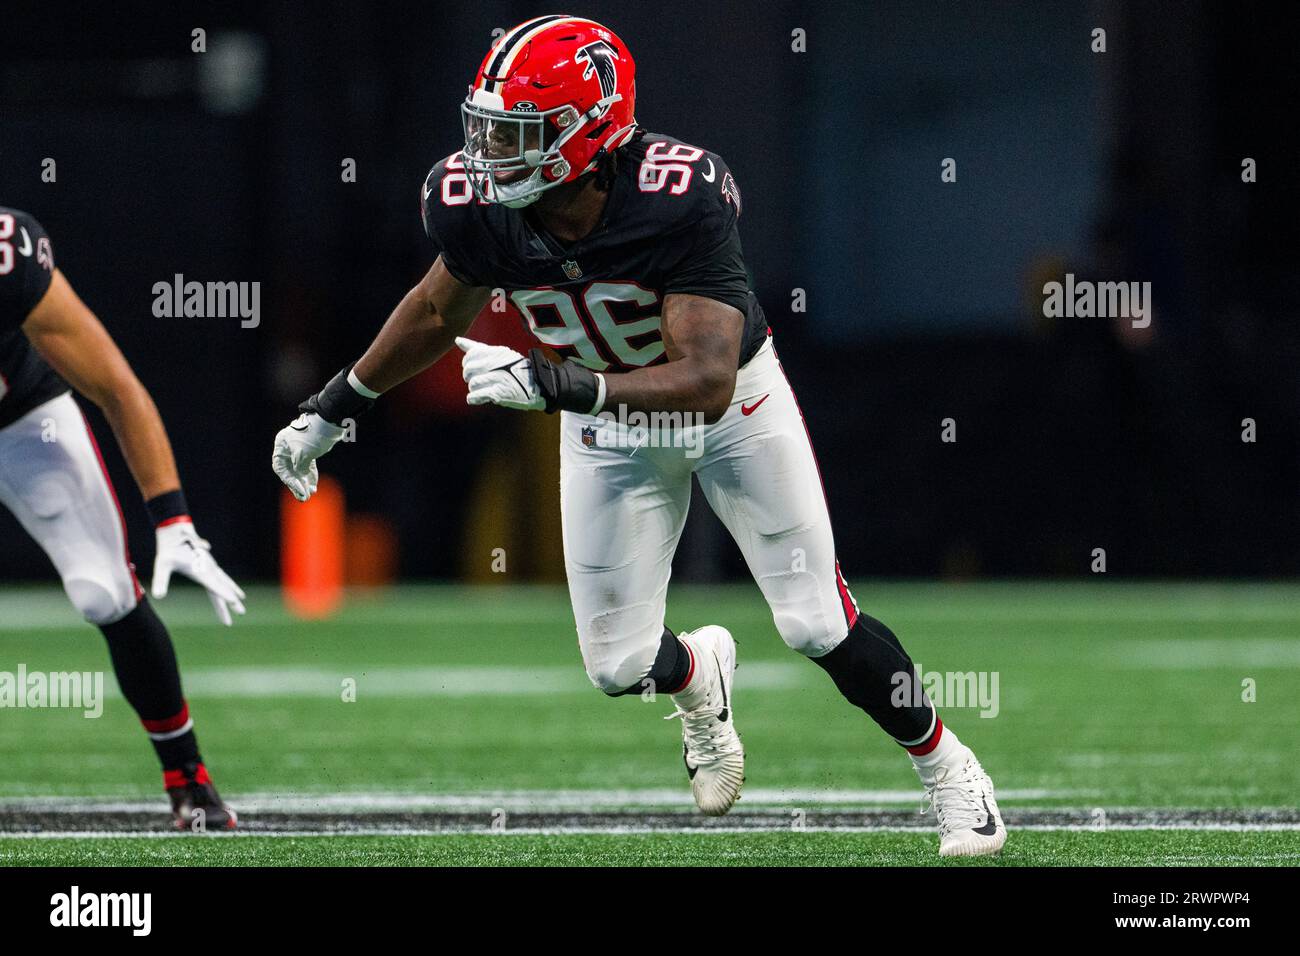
[460,15,638,208]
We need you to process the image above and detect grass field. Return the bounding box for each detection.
[1,581,1297,866]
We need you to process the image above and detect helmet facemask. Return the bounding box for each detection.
[460,90,624,208]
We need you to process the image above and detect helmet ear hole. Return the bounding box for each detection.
[585,121,612,140]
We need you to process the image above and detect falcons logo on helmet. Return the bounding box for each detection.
[574,39,619,101]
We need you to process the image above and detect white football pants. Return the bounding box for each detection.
[0,392,142,624]
[560,338,859,693]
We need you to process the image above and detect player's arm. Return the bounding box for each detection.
[271,255,488,501]
[601,294,742,423]
[454,293,742,424]
[24,270,181,498]
[23,269,245,624]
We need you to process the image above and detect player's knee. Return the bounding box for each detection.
[63,575,137,625]
[579,603,663,695]
[586,650,658,695]
[758,569,840,657]
[772,610,840,657]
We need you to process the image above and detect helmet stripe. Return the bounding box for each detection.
[491,16,593,94]
[483,14,569,92]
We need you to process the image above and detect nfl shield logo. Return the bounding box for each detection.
[562,259,583,280]
[581,426,597,448]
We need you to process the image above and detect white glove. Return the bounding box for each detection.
[455,336,545,411]
[152,521,247,626]
[272,412,348,502]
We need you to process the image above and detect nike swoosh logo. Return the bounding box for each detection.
[972,796,999,836]
[491,359,531,398]
[289,424,308,432]
[17,227,32,256]
[684,649,731,778]
[713,649,730,723]
[701,159,716,182]
[740,394,768,416]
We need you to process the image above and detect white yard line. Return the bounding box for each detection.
[9,634,1297,704]
[0,788,1092,812]
[178,661,812,697]
[0,662,814,699]
[5,822,1300,839]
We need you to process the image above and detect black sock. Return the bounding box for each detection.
[811,613,934,742]
[605,627,692,697]
[98,599,202,771]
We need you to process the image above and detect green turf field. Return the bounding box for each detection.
[1,581,1297,866]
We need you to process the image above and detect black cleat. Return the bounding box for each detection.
[165,762,237,831]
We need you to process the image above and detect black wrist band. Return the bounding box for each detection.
[299,364,374,425]
[145,489,190,527]
[529,349,600,414]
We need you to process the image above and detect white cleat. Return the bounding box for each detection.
[666,626,745,816]
[921,746,1007,858]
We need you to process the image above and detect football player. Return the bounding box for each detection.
[1,206,242,830]
[273,16,1006,855]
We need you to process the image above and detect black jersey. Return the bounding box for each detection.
[420,132,768,373]
[0,207,68,430]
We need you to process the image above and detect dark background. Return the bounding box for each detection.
[1,0,1296,584]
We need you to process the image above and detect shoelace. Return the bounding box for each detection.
[921,760,990,834]
[665,705,737,760]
